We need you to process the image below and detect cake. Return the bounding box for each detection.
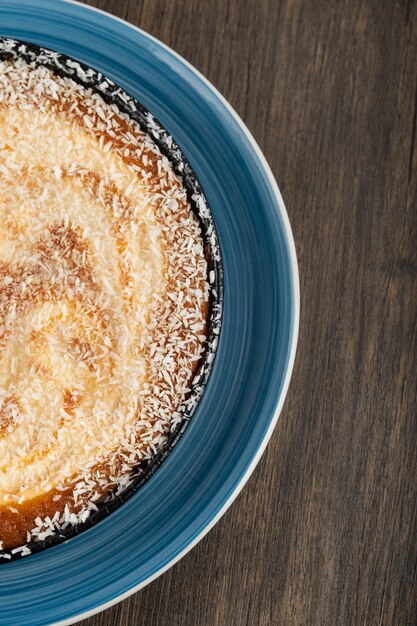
[0,39,220,560]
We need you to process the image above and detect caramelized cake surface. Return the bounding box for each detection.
[0,50,210,557]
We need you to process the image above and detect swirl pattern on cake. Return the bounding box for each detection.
[0,42,215,558]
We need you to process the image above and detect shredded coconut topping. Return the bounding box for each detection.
[0,41,217,559]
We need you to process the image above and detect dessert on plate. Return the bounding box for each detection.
[0,38,219,559]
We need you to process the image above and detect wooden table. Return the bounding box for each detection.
[80,1,417,624]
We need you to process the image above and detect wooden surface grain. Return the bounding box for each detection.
[78,1,417,624]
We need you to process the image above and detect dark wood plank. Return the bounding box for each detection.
[78,0,417,624]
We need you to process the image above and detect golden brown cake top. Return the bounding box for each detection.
[0,50,210,557]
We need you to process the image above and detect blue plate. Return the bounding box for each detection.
[0,1,299,624]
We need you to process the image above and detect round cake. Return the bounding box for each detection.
[0,39,221,560]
